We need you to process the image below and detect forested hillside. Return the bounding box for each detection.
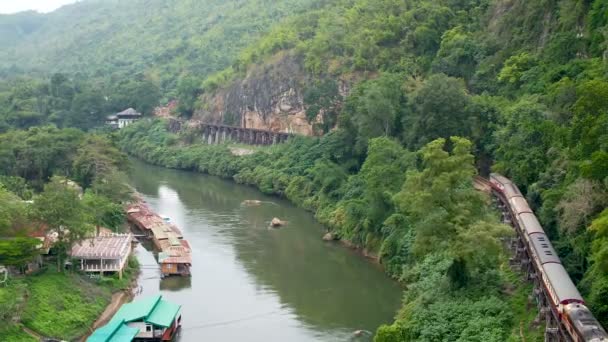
[0,0,329,91]
[196,0,608,313]
[1,0,608,340]
[0,0,330,130]
[119,0,608,340]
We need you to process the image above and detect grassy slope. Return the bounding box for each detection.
[0,256,139,340]
[0,279,35,341]
[20,270,112,340]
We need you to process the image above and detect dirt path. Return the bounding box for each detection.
[22,326,44,340]
[79,291,132,341]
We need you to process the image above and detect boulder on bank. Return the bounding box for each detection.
[270,217,286,227]
[322,232,336,241]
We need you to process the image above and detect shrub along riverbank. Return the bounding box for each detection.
[119,119,543,341]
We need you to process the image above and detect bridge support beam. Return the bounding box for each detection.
[195,123,293,146]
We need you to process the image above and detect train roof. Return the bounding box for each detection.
[503,183,524,199]
[530,233,561,264]
[490,173,512,185]
[509,196,532,215]
[517,212,545,235]
[564,304,608,341]
[544,263,583,304]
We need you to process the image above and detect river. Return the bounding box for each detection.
[128,159,402,341]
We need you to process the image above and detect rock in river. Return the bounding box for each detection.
[323,232,335,241]
[270,217,286,227]
[242,200,263,206]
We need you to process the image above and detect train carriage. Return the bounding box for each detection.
[509,196,533,215]
[517,212,545,235]
[543,263,583,306]
[489,172,607,342]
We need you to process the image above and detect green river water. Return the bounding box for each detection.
[128,159,402,341]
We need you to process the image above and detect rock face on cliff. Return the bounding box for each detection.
[194,53,317,136]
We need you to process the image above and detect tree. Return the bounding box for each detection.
[0,237,40,270]
[556,179,607,234]
[497,52,536,86]
[82,192,125,235]
[109,80,160,116]
[393,137,511,282]
[176,76,201,118]
[359,137,414,230]
[303,79,342,133]
[90,171,133,203]
[342,73,406,152]
[404,74,471,148]
[72,135,128,189]
[0,186,29,236]
[432,27,483,80]
[493,97,555,189]
[32,176,91,271]
[0,175,32,200]
[585,209,608,326]
[68,89,106,130]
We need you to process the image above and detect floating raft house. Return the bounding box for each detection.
[126,202,192,277]
[88,295,182,342]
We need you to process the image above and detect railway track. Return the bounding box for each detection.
[473,176,492,192]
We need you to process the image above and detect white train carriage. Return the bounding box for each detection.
[543,262,584,306]
[517,212,545,236]
[489,173,512,191]
[509,196,533,215]
[490,172,607,342]
[490,173,522,197]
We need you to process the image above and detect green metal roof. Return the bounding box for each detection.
[89,294,181,342]
[113,295,162,322]
[146,299,181,328]
[87,319,139,342]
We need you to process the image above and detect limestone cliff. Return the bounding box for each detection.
[193,53,316,136]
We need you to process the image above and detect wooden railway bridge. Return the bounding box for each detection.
[169,119,293,146]
[499,201,565,341]
[200,123,291,145]
[475,176,570,342]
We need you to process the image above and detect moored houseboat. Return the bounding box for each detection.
[88,295,182,342]
[126,201,192,277]
[158,239,192,277]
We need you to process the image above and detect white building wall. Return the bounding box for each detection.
[118,118,137,128]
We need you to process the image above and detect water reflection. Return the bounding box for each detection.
[160,276,192,291]
[129,159,402,341]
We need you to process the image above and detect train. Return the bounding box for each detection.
[489,173,607,341]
